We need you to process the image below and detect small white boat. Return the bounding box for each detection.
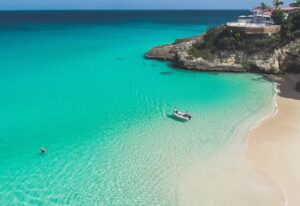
[173,110,192,121]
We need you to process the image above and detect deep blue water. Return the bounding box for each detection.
[0,10,249,26]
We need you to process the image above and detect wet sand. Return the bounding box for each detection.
[248,74,300,206]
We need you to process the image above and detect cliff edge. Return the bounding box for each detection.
[145,35,300,74]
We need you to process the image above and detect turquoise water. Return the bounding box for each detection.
[0,11,278,205]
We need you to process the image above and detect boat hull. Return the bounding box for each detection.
[173,111,191,121]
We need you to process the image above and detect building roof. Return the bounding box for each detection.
[252,6,299,14]
[289,3,300,7]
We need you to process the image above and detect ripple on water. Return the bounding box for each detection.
[0,14,279,205]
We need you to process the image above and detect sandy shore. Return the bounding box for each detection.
[248,74,300,206]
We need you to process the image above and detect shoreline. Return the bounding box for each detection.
[247,74,300,206]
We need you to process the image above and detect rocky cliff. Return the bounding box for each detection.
[145,35,300,74]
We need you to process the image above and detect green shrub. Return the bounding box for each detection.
[290,11,300,31]
[202,25,226,48]
[272,10,284,25]
[188,47,216,60]
[281,18,294,41]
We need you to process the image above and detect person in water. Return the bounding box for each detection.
[41,147,46,154]
[174,107,178,114]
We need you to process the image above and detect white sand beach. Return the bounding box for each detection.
[248,74,300,206]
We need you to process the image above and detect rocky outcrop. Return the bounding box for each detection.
[296,80,300,92]
[145,35,300,74]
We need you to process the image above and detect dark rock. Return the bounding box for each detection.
[296,80,300,92]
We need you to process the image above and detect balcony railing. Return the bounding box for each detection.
[226,22,281,34]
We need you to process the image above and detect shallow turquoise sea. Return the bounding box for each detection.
[0,11,279,205]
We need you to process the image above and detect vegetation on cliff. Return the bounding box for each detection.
[189,9,300,62]
[145,1,300,74]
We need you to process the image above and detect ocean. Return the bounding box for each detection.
[0,11,282,205]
